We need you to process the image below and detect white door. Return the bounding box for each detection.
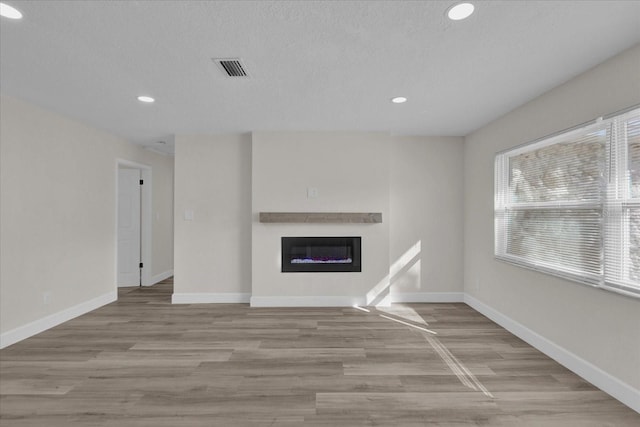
[117,168,141,287]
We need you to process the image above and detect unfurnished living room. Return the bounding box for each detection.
[1,1,639,425]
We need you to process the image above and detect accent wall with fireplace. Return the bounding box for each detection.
[251,131,392,307]
[172,131,464,306]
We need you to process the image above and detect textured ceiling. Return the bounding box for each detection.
[1,1,639,155]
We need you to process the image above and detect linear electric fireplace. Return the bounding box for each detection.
[281,237,361,272]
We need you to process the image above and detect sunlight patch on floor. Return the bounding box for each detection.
[378,314,437,335]
[376,304,428,325]
[352,305,370,313]
[423,333,494,398]
[352,304,494,399]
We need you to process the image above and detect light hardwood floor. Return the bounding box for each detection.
[1,278,638,426]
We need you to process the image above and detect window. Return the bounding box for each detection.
[495,106,640,297]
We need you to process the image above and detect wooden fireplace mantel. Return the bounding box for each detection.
[259,212,382,224]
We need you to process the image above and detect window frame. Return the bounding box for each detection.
[494,105,640,298]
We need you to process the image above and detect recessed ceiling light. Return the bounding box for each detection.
[392,97,407,104]
[137,96,155,103]
[447,2,475,21]
[0,2,23,19]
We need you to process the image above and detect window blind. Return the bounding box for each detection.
[495,107,640,297]
[603,110,640,295]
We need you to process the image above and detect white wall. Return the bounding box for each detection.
[172,134,252,301]
[464,44,640,398]
[251,131,391,306]
[0,95,174,344]
[390,136,464,300]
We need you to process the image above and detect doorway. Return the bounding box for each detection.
[116,160,151,288]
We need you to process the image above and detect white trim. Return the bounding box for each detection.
[464,293,640,414]
[139,168,152,286]
[250,296,367,307]
[177,293,464,307]
[0,291,117,349]
[172,293,251,304]
[390,292,464,303]
[149,270,173,286]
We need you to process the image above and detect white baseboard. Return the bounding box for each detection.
[147,269,173,286]
[390,292,465,303]
[0,290,117,349]
[172,292,251,304]
[249,293,464,307]
[464,294,640,414]
[250,295,367,307]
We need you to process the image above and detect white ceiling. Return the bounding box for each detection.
[1,1,639,155]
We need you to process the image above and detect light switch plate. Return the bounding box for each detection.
[184,210,194,221]
[307,187,318,198]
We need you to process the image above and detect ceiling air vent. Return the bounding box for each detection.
[213,58,249,78]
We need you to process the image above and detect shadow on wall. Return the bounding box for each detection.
[366,241,422,305]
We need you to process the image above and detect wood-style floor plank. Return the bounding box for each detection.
[1,278,638,426]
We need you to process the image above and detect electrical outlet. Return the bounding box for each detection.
[43,291,52,305]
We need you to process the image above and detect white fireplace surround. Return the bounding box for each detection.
[250,131,394,307]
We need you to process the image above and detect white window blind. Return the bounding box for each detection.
[495,106,640,297]
[603,110,640,295]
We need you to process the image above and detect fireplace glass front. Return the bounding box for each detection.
[281,236,361,272]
